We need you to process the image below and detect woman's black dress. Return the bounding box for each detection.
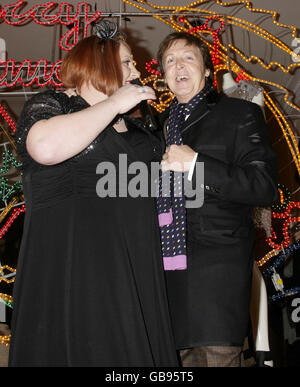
[9,90,178,367]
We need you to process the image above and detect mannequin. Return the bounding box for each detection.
[222,72,273,367]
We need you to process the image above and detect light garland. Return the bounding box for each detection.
[0,59,63,88]
[272,202,300,220]
[0,265,16,284]
[272,184,292,212]
[0,295,13,347]
[187,16,225,63]
[262,242,300,277]
[0,150,22,175]
[0,204,26,240]
[0,1,102,51]
[144,59,162,77]
[214,0,300,42]
[0,293,13,305]
[0,178,22,205]
[123,0,300,113]
[256,249,280,268]
[0,196,19,223]
[265,201,300,250]
[133,0,300,48]
[264,95,300,175]
[269,286,300,303]
[172,11,300,114]
[0,103,16,133]
[0,334,11,347]
[139,23,300,178]
[228,43,300,77]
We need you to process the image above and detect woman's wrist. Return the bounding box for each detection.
[100,96,120,118]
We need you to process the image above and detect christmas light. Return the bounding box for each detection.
[256,249,280,268]
[272,184,291,212]
[0,334,11,347]
[0,150,22,175]
[124,1,300,106]
[133,1,300,173]
[262,242,300,277]
[145,59,162,76]
[265,201,300,249]
[0,178,22,204]
[0,59,63,88]
[0,204,26,240]
[0,196,19,223]
[264,94,300,175]
[269,286,300,302]
[0,103,16,133]
[0,265,16,284]
[0,293,13,304]
[133,0,300,51]
[0,1,102,51]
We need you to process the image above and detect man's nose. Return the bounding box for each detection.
[176,58,185,68]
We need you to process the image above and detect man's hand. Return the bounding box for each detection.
[161,144,197,172]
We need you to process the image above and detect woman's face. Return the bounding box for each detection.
[162,39,210,103]
[119,43,140,85]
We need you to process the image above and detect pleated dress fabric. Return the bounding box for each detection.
[9,90,178,367]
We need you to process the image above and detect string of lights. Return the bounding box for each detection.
[0,0,102,51]
[0,204,26,240]
[0,265,16,285]
[269,286,300,303]
[0,103,16,133]
[262,242,300,277]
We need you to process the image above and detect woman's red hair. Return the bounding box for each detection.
[60,35,127,96]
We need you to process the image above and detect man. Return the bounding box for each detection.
[157,32,278,367]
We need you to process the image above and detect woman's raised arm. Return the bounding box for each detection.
[26,84,155,165]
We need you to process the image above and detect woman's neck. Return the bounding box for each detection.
[79,83,108,106]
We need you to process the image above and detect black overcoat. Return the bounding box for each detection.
[161,89,278,348]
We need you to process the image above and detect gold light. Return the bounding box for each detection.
[123,0,300,176]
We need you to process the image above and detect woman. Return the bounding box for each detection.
[8,22,178,367]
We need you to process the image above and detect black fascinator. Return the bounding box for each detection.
[93,20,126,41]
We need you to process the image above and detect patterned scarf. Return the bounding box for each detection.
[157,81,213,270]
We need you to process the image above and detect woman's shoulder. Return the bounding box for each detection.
[25,89,70,107]
[24,89,88,115]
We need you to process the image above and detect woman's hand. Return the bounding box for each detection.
[109,84,156,115]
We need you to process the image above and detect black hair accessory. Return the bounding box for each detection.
[93,20,125,41]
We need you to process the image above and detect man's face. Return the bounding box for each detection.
[162,39,210,103]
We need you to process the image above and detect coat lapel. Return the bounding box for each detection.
[181,103,211,135]
[161,89,221,138]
